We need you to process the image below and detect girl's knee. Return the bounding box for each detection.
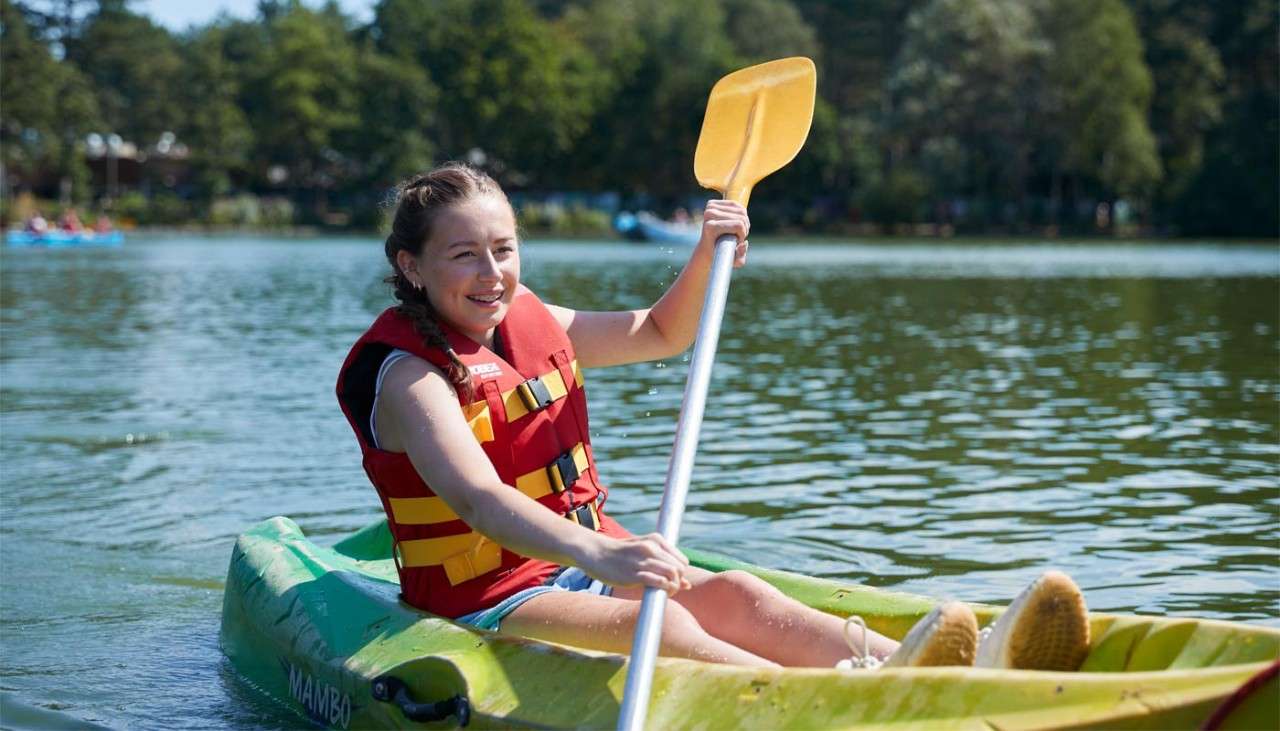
[657,598,775,666]
[703,570,782,622]
[710,570,778,602]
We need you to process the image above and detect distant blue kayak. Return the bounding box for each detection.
[614,211,700,246]
[6,230,124,247]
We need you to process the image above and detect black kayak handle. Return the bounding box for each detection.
[372,675,471,726]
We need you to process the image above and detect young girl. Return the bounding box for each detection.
[336,164,1091,670]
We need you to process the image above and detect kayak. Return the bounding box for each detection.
[6,230,124,247]
[220,516,1280,729]
[613,211,700,246]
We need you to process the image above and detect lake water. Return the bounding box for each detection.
[1,235,1277,728]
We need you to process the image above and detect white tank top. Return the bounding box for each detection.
[370,348,413,450]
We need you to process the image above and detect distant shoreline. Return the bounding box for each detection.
[64,226,1279,247]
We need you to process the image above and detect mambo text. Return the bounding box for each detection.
[286,660,353,728]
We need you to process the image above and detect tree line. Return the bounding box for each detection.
[2,0,1276,236]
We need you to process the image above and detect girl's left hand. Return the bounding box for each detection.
[696,200,750,268]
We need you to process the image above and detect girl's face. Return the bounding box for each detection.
[403,194,520,348]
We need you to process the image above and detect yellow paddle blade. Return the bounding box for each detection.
[694,57,817,207]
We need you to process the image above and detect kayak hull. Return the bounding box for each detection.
[5,230,124,247]
[220,517,1280,729]
[613,211,700,246]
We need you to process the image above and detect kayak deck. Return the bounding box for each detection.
[221,517,1280,729]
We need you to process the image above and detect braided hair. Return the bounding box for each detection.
[383,163,508,400]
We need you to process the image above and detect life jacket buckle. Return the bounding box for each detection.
[566,499,600,531]
[546,449,579,493]
[516,376,555,413]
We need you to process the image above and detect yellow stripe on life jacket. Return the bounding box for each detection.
[398,532,503,585]
[396,493,600,585]
[388,442,591,526]
[514,442,589,497]
[388,496,458,525]
[500,360,584,422]
[462,402,493,444]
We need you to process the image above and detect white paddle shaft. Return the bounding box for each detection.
[616,233,739,731]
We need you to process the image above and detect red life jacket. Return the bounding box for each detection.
[336,286,631,617]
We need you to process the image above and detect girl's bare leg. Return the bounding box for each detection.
[615,568,899,667]
[500,589,778,667]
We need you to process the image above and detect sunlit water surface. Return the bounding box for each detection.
[2,236,1277,728]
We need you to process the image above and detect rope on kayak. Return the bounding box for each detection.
[835,615,884,670]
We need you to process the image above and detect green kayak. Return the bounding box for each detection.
[220,517,1279,729]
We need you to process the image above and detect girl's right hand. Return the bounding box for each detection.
[578,532,692,594]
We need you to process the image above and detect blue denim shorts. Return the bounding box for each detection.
[455,567,613,631]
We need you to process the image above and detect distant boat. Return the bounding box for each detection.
[613,211,700,246]
[6,230,124,247]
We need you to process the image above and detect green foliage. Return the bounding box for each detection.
[1,0,100,199]
[1,0,60,168]
[1040,0,1162,197]
[208,194,296,227]
[1130,0,1224,202]
[723,0,820,65]
[517,201,612,236]
[178,24,255,200]
[1168,0,1278,236]
[113,190,189,225]
[374,0,604,181]
[859,169,930,226]
[245,2,360,191]
[891,0,1047,207]
[1,0,1273,235]
[338,44,437,189]
[555,0,737,195]
[64,0,183,145]
[1174,87,1279,237]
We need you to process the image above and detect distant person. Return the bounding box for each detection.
[672,206,690,224]
[94,215,114,234]
[335,162,1092,671]
[59,208,83,232]
[26,212,49,234]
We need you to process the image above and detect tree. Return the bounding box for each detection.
[1,0,100,201]
[63,0,183,146]
[553,0,737,195]
[719,0,855,228]
[723,0,820,65]
[176,23,254,201]
[791,0,920,118]
[372,0,607,185]
[1039,0,1162,200]
[1169,0,1278,236]
[1128,0,1224,204]
[243,1,360,215]
[2,0,62,176]
[888,0,1047,224]
[341,45,438,190]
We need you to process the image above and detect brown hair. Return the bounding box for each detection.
[383,163,508,400]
